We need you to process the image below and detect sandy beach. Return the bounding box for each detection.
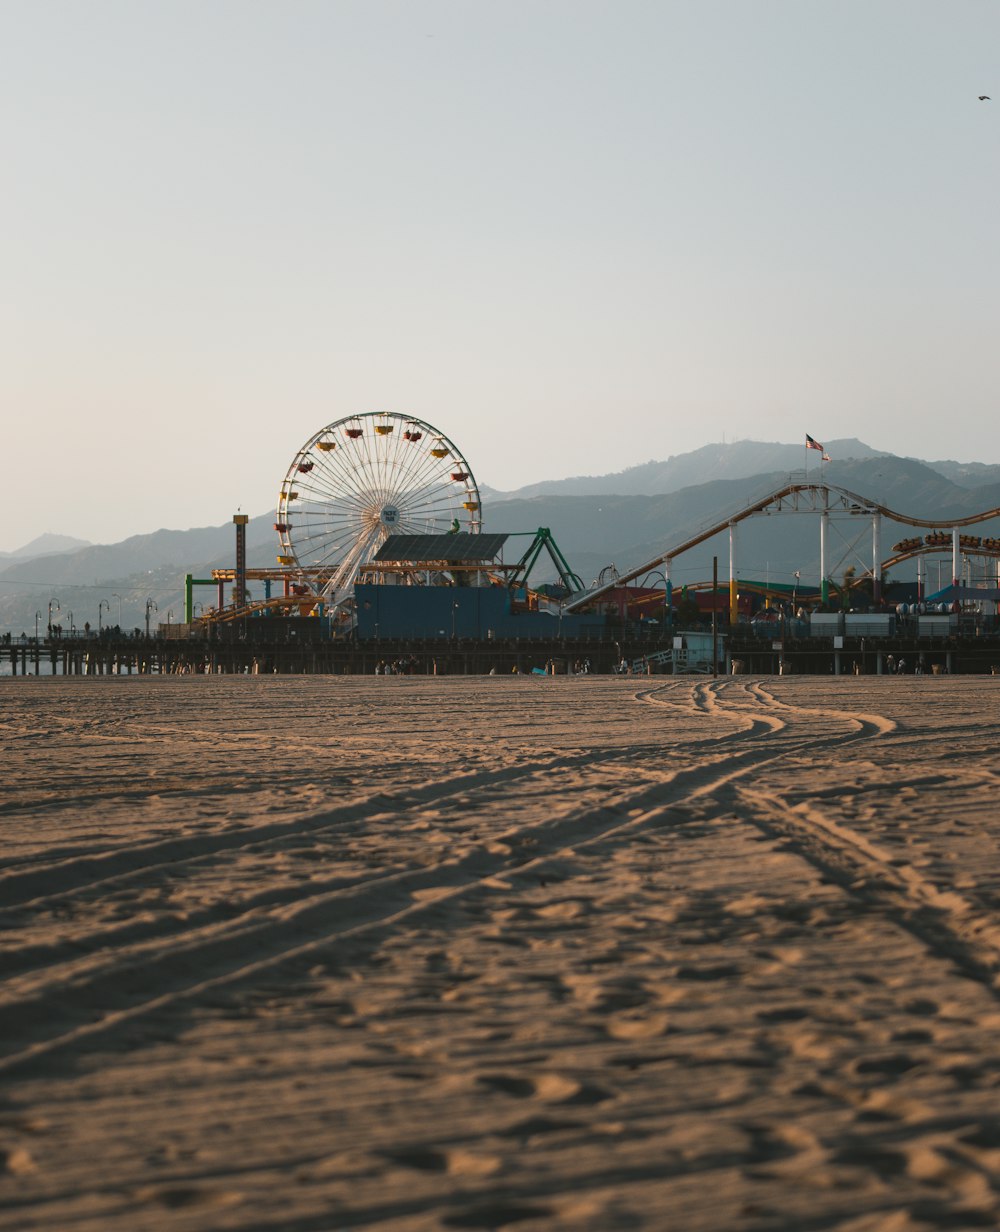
[2,674,1000,1230]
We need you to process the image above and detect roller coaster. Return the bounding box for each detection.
[563,480,1000,617]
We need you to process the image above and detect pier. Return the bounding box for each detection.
[0,630,625,678]
[4,626,1000,677]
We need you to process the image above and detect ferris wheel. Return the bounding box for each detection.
[275,412,482,601]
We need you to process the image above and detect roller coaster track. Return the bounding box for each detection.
[564,480,1000,612]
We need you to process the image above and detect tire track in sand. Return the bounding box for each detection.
[0,745,674,906]
[0,678,886,1076]
[713,680,1000,994]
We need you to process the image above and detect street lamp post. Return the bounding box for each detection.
[48,598,60,636]
[67,611,74,635]
[451,601,459,639]
[145,599,158,638]
[112,593,122,626]
[98,599,110,634]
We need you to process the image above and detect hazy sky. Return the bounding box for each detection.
[3,1,998,551]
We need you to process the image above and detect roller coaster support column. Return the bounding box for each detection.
[664,558,672,631]
[953,527,961,592]
[820,510,829,606]
[728,521,738,625]
[916,555,925,603]
[872,512,882,606]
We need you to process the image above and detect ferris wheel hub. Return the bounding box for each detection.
[381,506,400,527]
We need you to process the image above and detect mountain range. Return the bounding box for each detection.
[0,533,92,562]
[482,440,1000,500]
[4,439,1000,635]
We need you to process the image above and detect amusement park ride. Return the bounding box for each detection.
[185,415,1000,636]
[186,413,587,632]
[562,481,1000,622]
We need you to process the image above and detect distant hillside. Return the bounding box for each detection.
[925,459,1000,490]
[0,514,276,589]
[0,533,92,562]
[486,438,888,499]
[0,516,278,635]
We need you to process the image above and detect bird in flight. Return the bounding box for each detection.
[979,95,991,100]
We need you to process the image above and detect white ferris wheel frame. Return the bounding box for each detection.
[276,412,482,602]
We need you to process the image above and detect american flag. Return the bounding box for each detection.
[806,434,824,452]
